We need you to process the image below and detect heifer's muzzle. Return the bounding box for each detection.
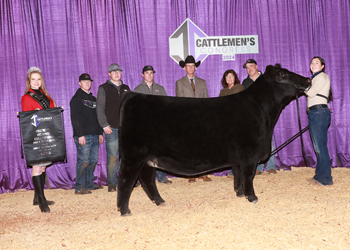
[295,78,311,91]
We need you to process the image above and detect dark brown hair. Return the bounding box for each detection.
[310,56,326,73]
[221,69,240,88]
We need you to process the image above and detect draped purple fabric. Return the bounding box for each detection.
[1,0,349,193]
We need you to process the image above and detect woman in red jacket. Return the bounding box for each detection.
[21,67,56,213]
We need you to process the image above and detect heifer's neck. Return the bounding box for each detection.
[271,83,299,127]
[254,77,298,130]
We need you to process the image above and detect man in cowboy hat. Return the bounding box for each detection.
[175,55,211,182]
[176,55,209,98]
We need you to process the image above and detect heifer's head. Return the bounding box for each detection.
[264,64,311,94]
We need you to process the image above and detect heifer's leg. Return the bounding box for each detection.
[139,164,165,206]
[232,166,244,197]
[117,159,143,216]
[243,165,258,203]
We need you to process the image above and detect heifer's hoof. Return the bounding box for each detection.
[121,211,132,217]
[235,189,244,198]
[247,195,258,204]
[120,208,131,216]
[158,202,166,207]
[235,191,244,198]
[251,199,258,204]
[153,200,166,206]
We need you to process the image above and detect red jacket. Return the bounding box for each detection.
[21,89,55,111]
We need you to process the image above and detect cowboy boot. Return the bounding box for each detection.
[32,175,50,213]
[33,172,55,206]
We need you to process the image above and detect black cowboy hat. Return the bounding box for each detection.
[179,55,201,68]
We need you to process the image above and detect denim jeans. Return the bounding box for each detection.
[74,135,100,192]
[157,170,167,182]
[105,128,119,186]
[308,107,332,185]
[257,140,276,172]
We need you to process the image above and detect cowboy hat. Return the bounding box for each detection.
[179,55,201,68]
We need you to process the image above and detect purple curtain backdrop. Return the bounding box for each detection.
[1,0,349,193]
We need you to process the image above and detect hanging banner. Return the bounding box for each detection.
[169,18,259,64]
[19,107,66,165]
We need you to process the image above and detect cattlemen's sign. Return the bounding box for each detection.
[196,37,256,47]
[19,107,66,165]
[195,35,258,61]
[169,18,259,63]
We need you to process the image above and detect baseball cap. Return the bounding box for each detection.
[243,59,257,68]
[142,65,156,73]
[108,63,123,72]
[79,73,93,81]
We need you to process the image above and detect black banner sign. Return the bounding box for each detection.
[19,107,66,165]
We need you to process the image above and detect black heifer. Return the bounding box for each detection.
[117,65,311,216]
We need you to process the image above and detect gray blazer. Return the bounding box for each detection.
[175,75,209,98]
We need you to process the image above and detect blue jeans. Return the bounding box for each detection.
[157,170,167,182]
[105,128,119,186]
[257,140,276,172]
[74,135,100,192]
[308,107,332,185]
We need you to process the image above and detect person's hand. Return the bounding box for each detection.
[35,108,40,110]
[99,135,104,144]
[104,126,113,134]
[78,136,86,145]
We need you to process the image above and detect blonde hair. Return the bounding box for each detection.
[25,70,56,107]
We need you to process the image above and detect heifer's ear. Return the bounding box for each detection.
[264,65,276,82]
[274,63,281,68]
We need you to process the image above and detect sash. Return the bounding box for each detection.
[27,92,50,109]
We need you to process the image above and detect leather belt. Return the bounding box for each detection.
[307,104,328,114]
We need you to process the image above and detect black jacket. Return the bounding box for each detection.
[242,71,262,90]
[96,80,131,128]
[70,88,103,137]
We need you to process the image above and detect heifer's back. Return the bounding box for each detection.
[117,65,311,216]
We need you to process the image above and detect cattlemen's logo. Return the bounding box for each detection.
[31,114,53,127]
[169,18,259,64]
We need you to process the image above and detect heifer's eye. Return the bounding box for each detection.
[281,73,288,78]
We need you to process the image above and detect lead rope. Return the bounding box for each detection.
[270,126,309,156]
[266,98,310,164]
[295,95,309,167]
